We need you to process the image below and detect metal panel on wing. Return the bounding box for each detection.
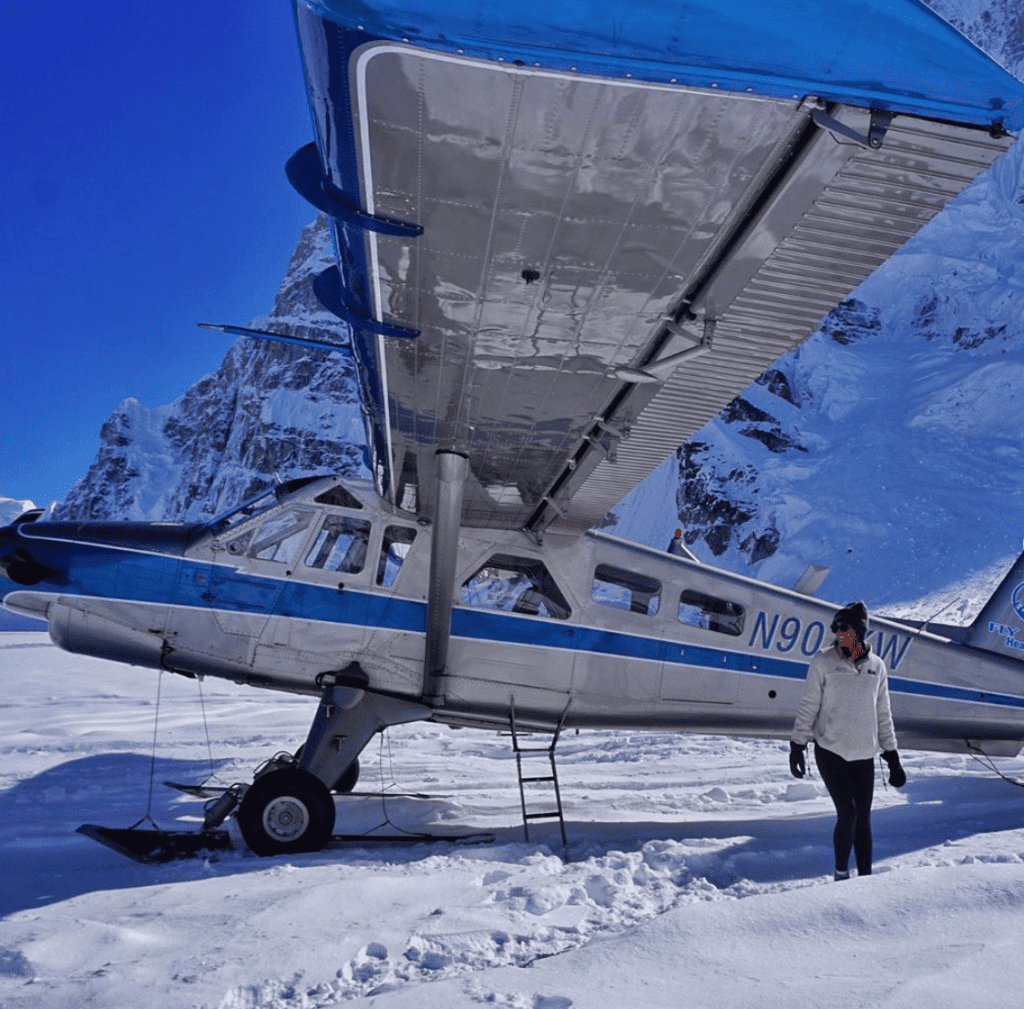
[352,46,811,527]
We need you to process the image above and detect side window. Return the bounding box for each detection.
[678,589,745,637]
[377,526,417,587]
[461,554,571,620]
[592,564,661,616]
[247,507,315,564]
[305,515,372,573]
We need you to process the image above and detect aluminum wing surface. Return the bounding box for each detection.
[290,1,1023,535]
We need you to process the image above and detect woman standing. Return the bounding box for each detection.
[789,601,906,880]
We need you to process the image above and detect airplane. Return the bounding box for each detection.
[4,0,1024,859]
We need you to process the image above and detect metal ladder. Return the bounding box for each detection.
[509,698,569,854]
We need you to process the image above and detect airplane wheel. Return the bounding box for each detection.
[237,768,335,857]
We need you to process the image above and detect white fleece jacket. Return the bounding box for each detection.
[791,643,898,762]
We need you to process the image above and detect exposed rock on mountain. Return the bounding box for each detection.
[56,217,367,522]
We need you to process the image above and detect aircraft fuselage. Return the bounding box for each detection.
[3,475,1024,758]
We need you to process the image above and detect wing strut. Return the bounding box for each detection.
[423,451,468,706]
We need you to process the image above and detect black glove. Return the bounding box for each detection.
[789,741,807,778]
[882,750,906,788]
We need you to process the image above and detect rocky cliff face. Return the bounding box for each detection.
[56,217,368,522]
[670,298,889,565]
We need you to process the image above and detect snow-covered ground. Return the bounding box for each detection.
[2,633,1024,1008]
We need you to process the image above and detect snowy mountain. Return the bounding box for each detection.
[54,217,367,523]
[51,2,1024,619]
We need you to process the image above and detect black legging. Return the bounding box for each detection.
[814,743,876,875]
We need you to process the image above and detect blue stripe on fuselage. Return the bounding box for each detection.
[450,607,808,680]
[888,676,1024,711]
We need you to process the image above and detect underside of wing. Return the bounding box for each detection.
[290,0,1023,535]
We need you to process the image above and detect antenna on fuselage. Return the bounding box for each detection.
[913,596,963,639]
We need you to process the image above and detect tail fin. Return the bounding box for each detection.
[965,551,1024,659]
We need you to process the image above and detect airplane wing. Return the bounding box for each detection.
[288,0,1024,535]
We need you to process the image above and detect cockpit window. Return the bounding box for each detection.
[461,554,571,620]
[247,507,316,564]
[592,564,661,616]
[377,526,417,587]
[305,515,372,573]
[314,485,363,510]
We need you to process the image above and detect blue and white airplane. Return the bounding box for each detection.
[5,0,1024,857]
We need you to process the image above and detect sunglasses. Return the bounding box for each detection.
[832,621,853,633]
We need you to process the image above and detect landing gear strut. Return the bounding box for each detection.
[77,670,439,861]
[233,669,431,855]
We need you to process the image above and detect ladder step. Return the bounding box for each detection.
[510,700,568,853]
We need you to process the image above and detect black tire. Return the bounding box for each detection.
[292,747,360,794]
[237,768,336,856]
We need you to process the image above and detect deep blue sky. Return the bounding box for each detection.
[2,1,317,506]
